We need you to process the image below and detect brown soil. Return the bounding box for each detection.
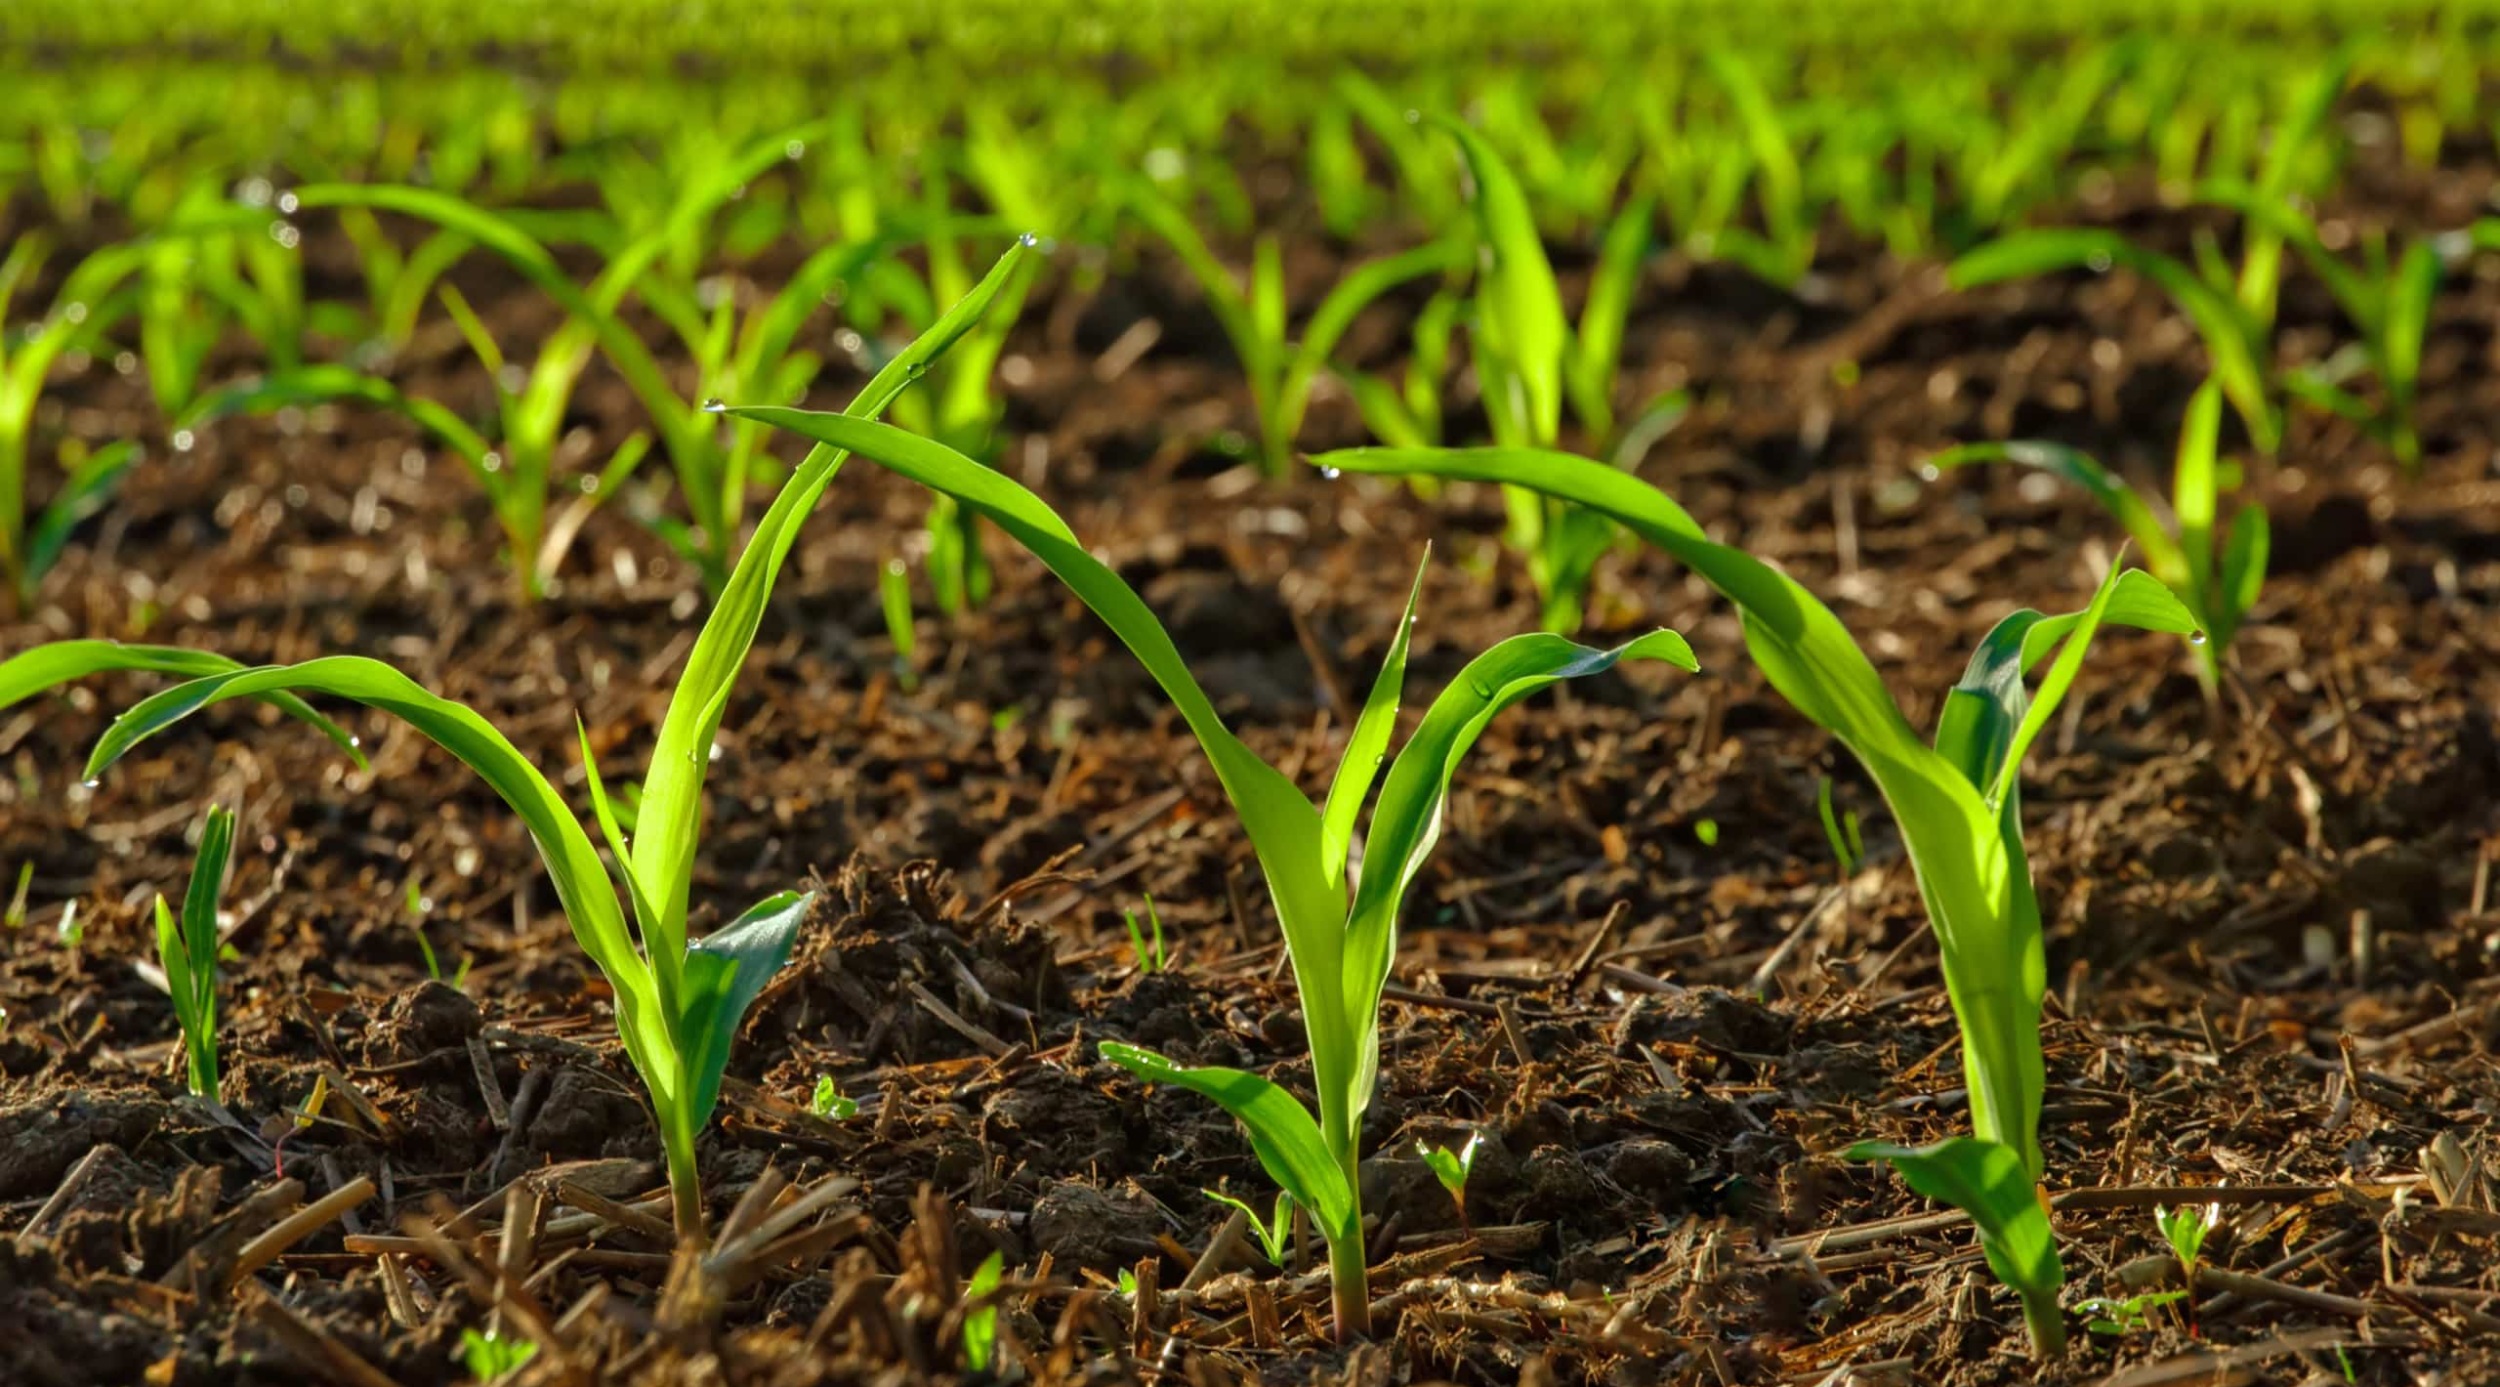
[3,166,2499,1387]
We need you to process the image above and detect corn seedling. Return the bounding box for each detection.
[874,213,1039,614]
[1124,892,1168,974]
[1950,231,2277,455]
[1416,1132,1481,1230]
[2202,186,2444,472]
[1438,118,1687,632]
[879,555,920,690]
[1317,443,2196,1358]
[0,233,156,606]
[724,404,1696,1339]
[153,804,232,1101]
[810,1076,858,1121]
[1335,288,1462,451]
[72,246,1031,1243]
[961,1251,1005,1373]
[1927,380,2253,694]
[5,862,30,930]
[1207,1188,1295,1267]
[1126,179,1459,478]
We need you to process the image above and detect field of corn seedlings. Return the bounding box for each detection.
[5,8,2500,1385]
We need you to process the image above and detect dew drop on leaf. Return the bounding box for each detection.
[701,398,726,414]
[1918,464,1940,482]
[2188,630,2209,645]
[1017,231,1040,248]
[1318,465,1341,480]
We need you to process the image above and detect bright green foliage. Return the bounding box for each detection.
[1927,380,2255,693]
[961,1251,1005,1372]
[873,214,1039,613]
[2077,1291,2186,1337]
[1416,1131,1481,1226]
[809,1075,858,1121]
[1951,230,2278,455]
[1127,179,1459,478]
[1336,288,1462,451]
[1817,776,1865,876]
[1124,892,1167,973]
[879,555,920,689]
[1206,1188,1294,1266]
[1314,444,2197,1200]
[73,246,1033,1243]
[2207,188,2446,473]
[457,1328,537,1381]
[0,234,152,607]
[2156,1201,2219,1278]
[724,405,1697,1340]
[0,639,361,762]
[1848,1137,2066,1359]
[1435,118,1687,632]
[152,804,233,1101]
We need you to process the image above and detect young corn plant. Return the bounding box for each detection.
[1206,1188,1295,1267]
[723,405,1697,1341]
[1417,1132,1481,1231]
[153,803,233,1101]
[872,213,1040,614]
[1438,118,1687,632]
[72,247,1033,1244]
[1125,180,1460,478]
[1926,379,2256,694]
[1845,1137,2066,1354]
[1314,442,2199,1360]
[0,234,147,608]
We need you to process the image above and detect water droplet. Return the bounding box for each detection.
[81,778,100,790]
[1918,464,1941,482]
[783,140,806,160]
[1017,231,1040,248]
[1318,465,1342,480]
[701,398,726,414]
[2188,630,2209,645]
[346,735,362,748]
[277,190,300,214]
[171,429,196,453]
[481,452,503,474]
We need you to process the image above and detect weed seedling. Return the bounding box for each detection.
[1124,892,1167,974]
[1207,1188,1295,1267]
[457,1328,537,1381]
[2076,1291,2184,1338]
[1416,1132,1481,1231]
[809,1076,858,1121]
[961,1251,1005,1373]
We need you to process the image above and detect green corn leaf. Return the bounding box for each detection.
[159,803,232,1099]
[1924,440,2183,587]
[676,889,812,1139]
[632,242,1034,993]
[1101,1041,1354,1243]
[2220,505,2270,642]
[1849,1137,2065,1359]
[961,1251,1004,1372]
[80,658,663,1089]
[1342,626,1696,1115]
[1318,555,1427,892]
[182,365,496,476]
[1950,230,2273,452]
[1314,444,2188,1188]
[2171,381,2224,604]
[718,406,1341,1067]
[24,439,140,591]
[0,640,361,767]
[1435,118,1567,444]
[1279,240,1463,447]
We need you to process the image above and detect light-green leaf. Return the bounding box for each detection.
[1101,1041,1354,1243]
[1849,1137,2065,1359]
